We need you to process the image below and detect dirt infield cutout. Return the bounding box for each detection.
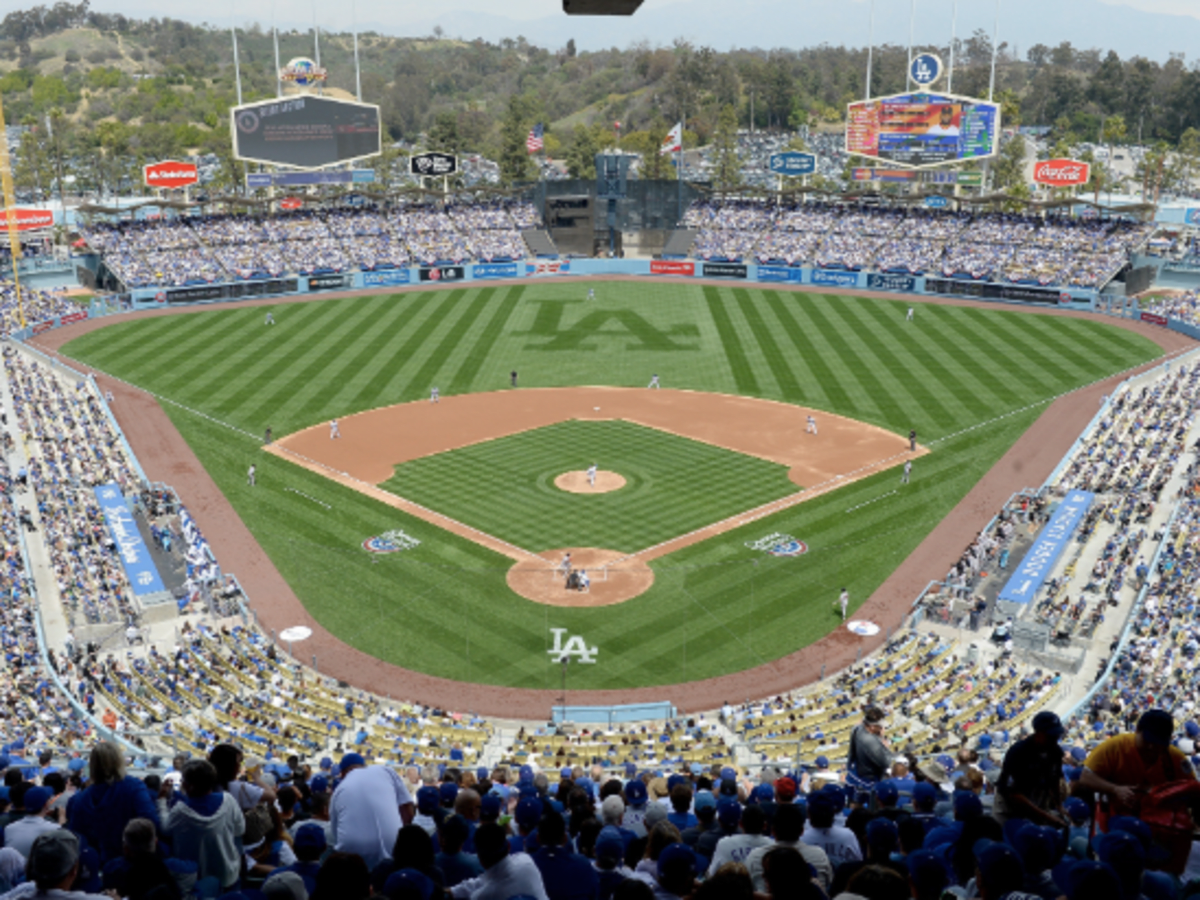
[554,470,627,494]
[268,387,924,605]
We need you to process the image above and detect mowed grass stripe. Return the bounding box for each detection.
[83,313,212,371]
[703,287,760,395]
[344,291,455,409]
[288,296,433,425]
[235,298,392,427]
[122,308,272,388]
[403,288,497,400]
[958,308,1078,388]
[731,289,806,402]
[763,291,858,415]
[908,306,1025,409]
[856,300,994,421]
[449,286,525,393]
[927,304,1059,401]
[796,294,910,430]
[1005,313,1108,379]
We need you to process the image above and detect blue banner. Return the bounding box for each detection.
[1186,209,1200,226]
[811,269,860,288]
[768,152,816,175]
[924,195,950,209]
[757,265,802,283]
[362,270,411,287]
[998,490,1094,604]
[472,262,519,279]
[93,484,166,596]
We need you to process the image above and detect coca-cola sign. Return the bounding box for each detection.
[143,160,199,190]
[279,197,303,211]
[1,208,54,232]
[1034,158,1090,186]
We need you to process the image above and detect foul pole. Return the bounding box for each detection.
[0,94,27,328]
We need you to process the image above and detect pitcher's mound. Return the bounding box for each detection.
[507,547,653,607]
[554,470,627,494]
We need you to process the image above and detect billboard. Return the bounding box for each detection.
[1,208,54,231]
[768,152,816,175]
[650,260,694,276]
[1034,158,1090,186]
[144,160,199,190]
[232,96,381,170]
[847,91,999,169]
[410,152,458,177]
[246,170,375,188]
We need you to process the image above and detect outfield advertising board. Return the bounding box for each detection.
[867,273,917,292]
[1141,312,1168,326]
[308,274,353,292]
[472,262,519,279]
[419,265,466,282]
[811,269,860,288]
[847,91,999,169]
[702,263,747,279]
[363,270,411,288]
[925,277,1077,305]
[757,265,802,283]
[527,260,571,276]
[998,490,1094,603]
[650,260,695,276]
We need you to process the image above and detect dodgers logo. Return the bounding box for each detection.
[362,530,422,553]
[548,628,597,664]
[745,533,808,557]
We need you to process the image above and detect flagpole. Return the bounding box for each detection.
[906,0,917,90]
[988,0,1000,101]
[865,0,875,101]
[677,111,684,226]
[947,0,958,94]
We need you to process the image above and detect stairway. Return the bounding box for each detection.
[522,229,559,257]
[661,228,698,258]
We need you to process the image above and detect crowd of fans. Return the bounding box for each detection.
[0,283,79,335]
[685,200,1152,288]
[79,202,541,289]
[1145,291,1200,329]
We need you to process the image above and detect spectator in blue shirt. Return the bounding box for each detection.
[531,810,599,900]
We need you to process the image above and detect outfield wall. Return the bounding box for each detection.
[116,259,1102,312]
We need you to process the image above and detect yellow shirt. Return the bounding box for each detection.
[1084,733,1193,814]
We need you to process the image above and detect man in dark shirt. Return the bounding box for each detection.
[848,708,892,786]
[531,809,598,900]
[994,711,1067,827]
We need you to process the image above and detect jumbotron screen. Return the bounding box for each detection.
[846,92,999,169]
[231,95,381,169]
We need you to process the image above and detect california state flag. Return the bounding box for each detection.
[661,122,683,155]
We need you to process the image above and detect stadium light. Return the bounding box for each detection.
[563,0,644,13]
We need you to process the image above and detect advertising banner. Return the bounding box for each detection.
[246,170,375,187]
[846,91,999,169]
[866,273,917,292]
[1185,209,1200,226]
[757,265,801,283]
[924,195,950,209]
[650,260,695,276]
[94,483,167,596]
[167,285,227,303]
[60,311,88,324]
[279,197,303,211]
[924,277,1076,305]
[768,152,817,175]
[143,160,199,190]
[410,151,458,177]
[702,263,748,279]
[419,265,466,282]
[1,208,54,232]
[1033,158,1090,186]
[308,274,353,291]
[1141,312,1168,326]
[526,260,571,276]
[998,490,1094,603]
[363,270,412,288]
[31,321,54,334]
[472,262,519,279]
[811,269,860,288]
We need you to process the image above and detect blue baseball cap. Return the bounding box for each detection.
[658,843,696,881]
[338,753,365,773]
[480,794,502,820]
[913,782,939,806]
[595,826,624,863]
[875,780,899,806]
[667,774,686,791]
[754,783,774,802]
[954,790,983,820]
[720,767,737,781]
[515,796,543,829]
[319,757,333,771]
[625,780,647,806]
[439,782,459,805]
[866,817,899,851]
[815,756,829,768]
[383,869,434,900]
[294,823,327,853]
[907,849,951,897]
[1064,797,1090,822]
[717,800,742,828]
[1060,860,1119,900]
[310,775,329,794]
[518,764,534,783]
[477,766,489,781]
[694,790,717,811]
[975,840,1025,896]
[560,766,573,780]
[23,787,52,813]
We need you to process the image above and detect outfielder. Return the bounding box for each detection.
[265,311,275,325]
[902,460,912,484]
[587,464,597,487]
[806,415,817,435]
[837,588,849,622]
[906,307,913,322]
[329,419,340,439]
[587,287,595,301]
[247,464,256,487]
[648,374,660,389]
[431,386,440,403]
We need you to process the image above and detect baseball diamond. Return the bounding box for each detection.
[49,281,1163,701]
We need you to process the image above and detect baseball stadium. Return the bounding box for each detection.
[3,2,1200,897]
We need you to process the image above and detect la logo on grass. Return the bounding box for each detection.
[520,300,698,351]
[548,628,598,664]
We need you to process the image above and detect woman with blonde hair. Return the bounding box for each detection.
[66,741,160,863]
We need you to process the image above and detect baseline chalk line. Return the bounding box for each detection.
[846,490,898,514]
[285,487,332,509]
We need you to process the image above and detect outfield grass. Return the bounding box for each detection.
[383,419,797,553]
[60,284,1162,690]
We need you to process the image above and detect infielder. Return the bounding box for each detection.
[837,588,849,622]
[587,464,597,487]
[648,374,660,389]
[247,464,256,487]
[906,307,913,322]
[330,419,340,439]
[902,460,912,484]
[265,311,275,325]
[431,386,440,403]
[806,415,818,435]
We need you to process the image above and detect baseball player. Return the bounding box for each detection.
[909,429,917,452]
[330,419,340,439]
[587,287,595,301]
[247,464,256,487]
[587,464,597,487]
[557,552,572,577]
[511,370,518,388]
[906,306,914,322]
[806,415,817,435]
[264,427,272,445]
[902,460,912,484]
[431,386,440,404]
[648,374,660,389]
[837,588,849,622]
[265,311,275,325]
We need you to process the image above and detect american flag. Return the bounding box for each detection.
[526,123,544,153]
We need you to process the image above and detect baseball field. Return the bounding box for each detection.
[59,281,1159,692]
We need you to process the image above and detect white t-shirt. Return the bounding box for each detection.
[802,823,862,867]
[330,766,414,870]
[707,833,773,875]
[746,839,833,893]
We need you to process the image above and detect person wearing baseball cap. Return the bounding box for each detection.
[329,754,415,871]
[973,839,1027,900]
[993,710,1067,827]
[18,829,107,899]
[5,784,59,859]
[1080,708,1191,820]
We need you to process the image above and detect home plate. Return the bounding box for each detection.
[594,406,600,410]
